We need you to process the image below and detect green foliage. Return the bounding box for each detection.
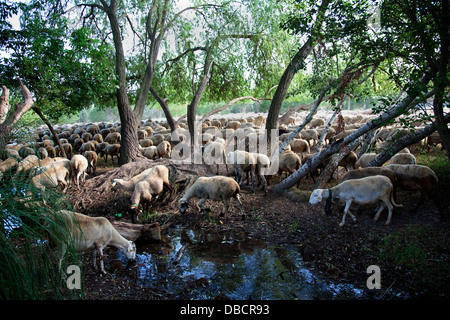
[0,175,82,299]
[0,1,116,121]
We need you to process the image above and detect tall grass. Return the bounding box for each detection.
[0,170,83,299]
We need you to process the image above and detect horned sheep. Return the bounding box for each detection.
[309,175,402,226]
[178,176,243,216]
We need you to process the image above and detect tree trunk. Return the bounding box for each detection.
[272,72,434,191]
[265,0,331,143]
[149,86,177,132]
[369,113,450,167]
[0,80,34,156]
[32,106,66,158]
[106,2,141,165]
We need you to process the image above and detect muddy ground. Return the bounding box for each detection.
[69,155,450,300]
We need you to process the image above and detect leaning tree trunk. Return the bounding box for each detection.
[265,0,331,144]
[0,80,34,157]
[272,72,434,192]
[368,113,450,167]
[32,106,66,158]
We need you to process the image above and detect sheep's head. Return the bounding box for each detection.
[309,189,325,205]
[178,198,189,214]
[124,241,136,261]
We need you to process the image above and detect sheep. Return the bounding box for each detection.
[104,144,120,164]
[178,176,243,217]
[157,140,171,158]
[128,165,172,223]
[386,164,441,214]
[52,210,136,274]
[141,145,159,160]
[27,166,70,196]
[15,155,39,179]
[202,140,228,175]
[83,151,98,176]
[249,152,270,194]
[290,139,310,157]
[277,150,301,180]
[226,150,256,193]
[300,129,319,148]
[104,132,121,144]
[0,157,19,180]
[355,153,377,168]
[390,153,417,165]
[70,154,88,189]
[309,175,402,226]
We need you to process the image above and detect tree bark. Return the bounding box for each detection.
[265,0,331,143]
[0,80,34,156]
[105,0,141,165]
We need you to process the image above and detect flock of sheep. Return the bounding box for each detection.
[0,110,443,273]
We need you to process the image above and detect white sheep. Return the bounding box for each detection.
[111,166,160,192]
[178,176,243,216]
[309,175,402,226]
[128,165,172,223]
[355,153,377,168]
[70,154,88,189]
[52,210,136,274]
[27,166,70,197]
[390,153,417,165]
[140,145,158,160]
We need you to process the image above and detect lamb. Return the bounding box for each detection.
[52,210,136,274]
[386,164,441,214]
[226,150,256,193]
[27,166,70,196]
[309,175,402,226]
[70,154,88,189]
[390,153,417,165]
[178,176,243,217]
[128,165,172,223]
[83,151,98,176]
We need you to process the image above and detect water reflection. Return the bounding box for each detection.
[118,226,370,300]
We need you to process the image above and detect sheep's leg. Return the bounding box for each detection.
[220,197,230,217]
[339,200,354,227]
[250,169,255,194]
[97,245,107,274]
[233,194,244,214]
[373,201,387,222]
[259,174,267,194]
[198,198,208,211]
[385,201,394,225]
